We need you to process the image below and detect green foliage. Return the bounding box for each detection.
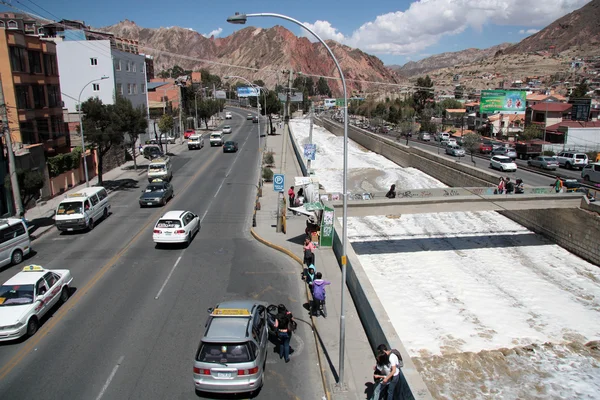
[413,75,434,113]
[195,99,223,129]
[520,125,542,141]
[5,169,44,206]
[158,114,174,135]
[571,80,590,98]
[262,167,274,181]
[543,150,556,156]
[461,132,482,163]
[199,68,222,88]
[374,103,387,117]
[420,119,438,133]
[316,77,332,97]
[47,147,83,177]
[387,106,400,124]
[263,151,275,166]
[157,65,191,79]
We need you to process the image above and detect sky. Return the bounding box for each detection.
[0,0,592,65]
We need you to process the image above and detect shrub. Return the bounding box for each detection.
[47,148,83,177]
[263,151,275,166]
[543,150,556,156]
[262,167,274,181]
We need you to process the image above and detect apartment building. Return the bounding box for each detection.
[0,28,69,153]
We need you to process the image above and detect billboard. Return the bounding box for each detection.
[480,90,526,114]
[237,86,259,98]
[569,98,592,121]
[215,90,227,99]
[277,92,304,103]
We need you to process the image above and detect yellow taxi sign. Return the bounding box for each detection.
[211,308,251,317]
[151,158,166,163]
[23,265,45,272]
[67,193,86,198]
[151,179,164,182]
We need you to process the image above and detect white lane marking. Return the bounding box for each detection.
[155,253,184,299]
[95,355,125,400]
[214,180,225,198]
[201,209,209,223]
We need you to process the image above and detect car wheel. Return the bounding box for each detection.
[11,249,23,265]
[489,163,494,169]
[186,233,191,246]
[103,207,109,220]
[60,287,70,304]
[566,162,572,170]
[27,317,38,337]
[584,175,591,182]
[527,161,531,166]
[88,219,94,231]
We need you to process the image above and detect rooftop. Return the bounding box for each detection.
[530,103,572,112]
[546,120,600,131]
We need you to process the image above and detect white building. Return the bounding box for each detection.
[56,40,147,112]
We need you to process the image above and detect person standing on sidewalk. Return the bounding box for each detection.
[274,304,295,363]
[288,186,295,206]
[303,237,315,266]
[371,352,392,400]
[312,272,331,317]
[376,344,401,400]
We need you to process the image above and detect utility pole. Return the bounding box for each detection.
[276,69,293,234]
[178,83,183,144]
[0,75,24,216]
[307,101,314,172]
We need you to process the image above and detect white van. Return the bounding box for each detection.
[147,157,173,182]
[0,218,31,267]
[188,134,204,150]
[582,162,600,183]
[55,187,110,232]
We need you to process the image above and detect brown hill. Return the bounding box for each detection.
[389,43,512,77]
[98,20,403,95]
[504,0,600,54]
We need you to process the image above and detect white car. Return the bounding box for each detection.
[0,265,73,341]
[225,112,232,120]
[153,210,200,246]
[222,125,232,134]
[490,155,518,172]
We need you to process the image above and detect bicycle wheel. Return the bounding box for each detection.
[321,302,327,318]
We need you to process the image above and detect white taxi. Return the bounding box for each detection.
[0,265,73,341]
[153,210,200,246]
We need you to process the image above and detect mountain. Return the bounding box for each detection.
[388,43,512,77]
[504,0,600,54]
[98,20,403,94]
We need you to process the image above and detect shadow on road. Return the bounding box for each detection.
[98,178,139,192]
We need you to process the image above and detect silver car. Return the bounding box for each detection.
[527,156,559,170]
[492,147,517,159]
[445,144,465,157]
[193,300,269,395]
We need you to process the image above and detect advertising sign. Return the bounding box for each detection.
[273,174,285,192]
[237,86,259,98]
[319,205,335,248]
[303,143,316,160]
[480,90,526,114]
[215,90,227,99]
[277,92,304,103]
[335,98,345,107]
[569,98,592,121]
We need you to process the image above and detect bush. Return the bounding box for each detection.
[262,167,274,181]
[263,151,275,166]
[543,150,556,156]
[47,148,83,177]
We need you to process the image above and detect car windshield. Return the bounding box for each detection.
[57,201,83,215]
[145,184,165,192]
[224,126,230,129]
[225,141,235,145]
[0,284,34,306]
[156,219,181,228]
[149,164,166,171]
[196,343,252,363]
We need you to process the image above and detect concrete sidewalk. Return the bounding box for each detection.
[252,125,374,400]
[24,142,187,241]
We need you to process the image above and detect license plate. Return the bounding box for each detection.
[217,373,230,378]
[165,232,171,235]
[147,202,154,205]
[67,228,73,231]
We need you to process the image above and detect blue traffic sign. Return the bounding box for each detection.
[273,174,285,192]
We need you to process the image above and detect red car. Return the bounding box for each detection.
[479,142,493,154]
[184,129,195,139]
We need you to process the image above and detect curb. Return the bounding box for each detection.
[249,227,333,400]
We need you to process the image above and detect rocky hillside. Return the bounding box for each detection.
[390,43,512,77]
[504,0,600,54]
[98,20,403,95]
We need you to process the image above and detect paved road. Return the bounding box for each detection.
[0,111,323,399]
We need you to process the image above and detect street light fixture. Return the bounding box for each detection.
[227,12,350,387]
[78,75,109,187]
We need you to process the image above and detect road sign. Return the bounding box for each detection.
[274,174,285,192]
[304,143,316,160]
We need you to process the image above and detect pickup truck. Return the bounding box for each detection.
[515,142,542,160]
[209,132,223,147]
[479,142,493,154]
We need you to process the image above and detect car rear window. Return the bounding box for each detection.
[156,219,181,228]
[196,343,253,363]
[499,158,513,163]
[575,154,587,159]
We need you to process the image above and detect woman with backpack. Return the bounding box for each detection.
[303,237,316,266]
[370,351,392,399]
[275,304,296,363]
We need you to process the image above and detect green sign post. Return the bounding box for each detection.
[335,98,345,107]
[319,205,335,248]
[480,90,526,114]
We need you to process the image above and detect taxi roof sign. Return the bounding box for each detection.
[211,308,251,317]
[23,265,45,272]
[151,179,164,182]
[67,193,86,198]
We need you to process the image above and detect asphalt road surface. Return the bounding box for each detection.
[0,110,324,400]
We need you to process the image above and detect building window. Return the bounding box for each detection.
[36,118,50,142]
[51,115,64,138]
[92,83,100,92]
[28,51,42,74]
[90,57,98,66]
[32,85,46,109]
[0,21,5,28]
[7,20,17,29]
[140,63,144,73]
[19,121,36,144]
[126,61,131,72]
[114,58,121,71]
[15,85,30,110]
[133,84,137,94]
[132,63,136,72]
[24,23,35,33]
[141,84,145,94]
[116,83,123,95]
[43,54,58,76]
[127,83,132,94]
[9,46,27,73]
[47,85,60,107]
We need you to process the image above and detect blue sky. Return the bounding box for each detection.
[1,0,590,65]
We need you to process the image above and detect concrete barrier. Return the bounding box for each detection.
[287,124,308,177]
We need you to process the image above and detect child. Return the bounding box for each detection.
[303,265,316,295]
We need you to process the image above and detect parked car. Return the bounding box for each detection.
[479,142,493,154]
[492,146,517,159]
[527,156,559,170]
[445,143,465,157]
[556,151,588,170]
[418,132,431,142]
[581,162,600,183]
[490,155,518,172]
[184,129,195,139]
[158,134,176,144]
[143,145,164,160]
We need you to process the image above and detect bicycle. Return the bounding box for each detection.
[312,298,327,318]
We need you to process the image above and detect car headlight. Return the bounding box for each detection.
[77,218,85,223]
[0,322,24,330]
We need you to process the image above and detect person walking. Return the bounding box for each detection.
[288,186,295,206]
[496,177,505,194]
[371,352,392,400]
[376,344,402,400]
[312,272,331,317]
[553,176,563,193]
[275,304,295,363]
[303,265,316,295]
[385,184,396,199]
[303,237,316,266]
[505,177,514,194]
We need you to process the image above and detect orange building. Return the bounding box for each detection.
[0,28,69,155]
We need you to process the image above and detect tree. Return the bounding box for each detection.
[4,169,44,207]
[387,105,400,124]
[253,79,265,87]
[81,97,124,186]
[111,95,147,170]
[461,132,482,165]
[413,75,434,113]
[196,99,222,129]
[571,80,590,98]
[158,114,174,153]
[316,77,332,97]
[520,124,542,141]
[170,65,185,78]
[260,90,282,134]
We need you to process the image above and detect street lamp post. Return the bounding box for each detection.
[78,76,108,187]
[228,12,350,387]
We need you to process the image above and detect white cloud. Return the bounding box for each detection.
[302,0,589,55]
[202,27,223,38]
[519,28,540,34]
